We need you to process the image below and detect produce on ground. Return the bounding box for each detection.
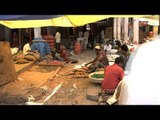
[91,74,104,78]
[38,60,65,66]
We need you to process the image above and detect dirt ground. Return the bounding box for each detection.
[0,49,102,105]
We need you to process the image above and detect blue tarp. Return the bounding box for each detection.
[0,15,62,20]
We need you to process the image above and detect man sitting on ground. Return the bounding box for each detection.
[104,41,112,54]
[31,38,51,59]
[60,45,70,63]
[85,45,109,72]
[101,56,124,95]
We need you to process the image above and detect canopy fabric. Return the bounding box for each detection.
[139,15,159,26]
[50,15,112,27]
[139,18,159,26]
[0,15,153,29]
[51,16,75,27]
[0,20,55,28]
[0,15,62,20]
[0,15,111,28]
[0,15,63,28]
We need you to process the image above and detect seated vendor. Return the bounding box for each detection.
[74,39,81,55]
[104,41,112,54]
[85,45,109,72]
[60,45,70,63]
[101,56,124,95]
[31,37,51,59]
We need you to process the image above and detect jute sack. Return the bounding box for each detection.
[15,58,29,64]
[24,55,37,61]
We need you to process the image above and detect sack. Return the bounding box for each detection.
[17,55,25,59]
[31,53,40,60]
[25,55,37,61]
[26,52,40,60]
[15,58,29,64]
[13,55,25,61]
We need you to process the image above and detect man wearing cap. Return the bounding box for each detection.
[85,45,109,72]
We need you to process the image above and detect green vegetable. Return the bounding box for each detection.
[91,74,104,78]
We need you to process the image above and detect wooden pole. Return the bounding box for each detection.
[153,26,158,37]
[47,27,50,35]
[117,18,121,40]
[34,27,41,38]
[29,28,32,43]
[133,18,139,44]
[113,18,117,39]
[18,29,22,50]
[124,18,129,41]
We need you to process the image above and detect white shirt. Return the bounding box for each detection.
[104,44,112,52]
[23,43,31,55]
[11,47,19,55]
[55,32,61,43]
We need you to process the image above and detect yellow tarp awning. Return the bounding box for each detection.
[0,15,153,29]
[0,19,54,29]
[50,15,112,27]
[139,15,159,26]
[0,15,111,28]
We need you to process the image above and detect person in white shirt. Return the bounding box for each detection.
[55,30,61,53]
[83,30,90,50]
[78,30,84,50]
[23,41,31,55]
[11,47,19,56]
[104,41,112,54]
[100,29,105,44]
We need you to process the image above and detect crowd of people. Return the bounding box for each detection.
[14,26,157,105]
[84,34,153,105]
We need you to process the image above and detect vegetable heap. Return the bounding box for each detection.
[91,74,104,78]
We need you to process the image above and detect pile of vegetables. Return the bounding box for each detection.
[67,69,89,78]
[72,71,89,78]
[91,74,104,78]
[50,60,63,65]
[38,60,65,66]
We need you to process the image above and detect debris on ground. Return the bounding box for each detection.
[43,82,63,103]
[17,77,24,81]
[25,101,43,105]
[27,95,35,102]
[40,85,48,94]
[25,88,47,101]
[86,87,100,101]
[73,84,77,89]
